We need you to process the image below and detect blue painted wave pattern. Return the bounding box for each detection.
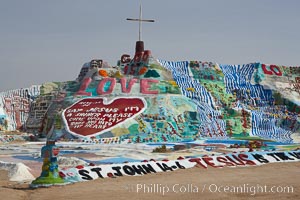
[251,110,293,142]
[158,60,294,143]
[220,63,273,105]
[158,60,227,139]
[220,63,293,143]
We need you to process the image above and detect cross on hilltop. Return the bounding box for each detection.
[126,4,155,41]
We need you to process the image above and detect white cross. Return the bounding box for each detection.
[126,4,155,41]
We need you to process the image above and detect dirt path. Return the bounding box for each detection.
[1,162,299,200]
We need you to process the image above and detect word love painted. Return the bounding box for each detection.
[62,97,147,137]
[261,64,282,76]
[76,78,159,96]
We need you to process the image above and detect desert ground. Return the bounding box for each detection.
[0,162,299,200]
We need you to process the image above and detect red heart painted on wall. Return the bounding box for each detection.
[62,97,147,137]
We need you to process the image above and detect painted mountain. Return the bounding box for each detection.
[1,49,299,144]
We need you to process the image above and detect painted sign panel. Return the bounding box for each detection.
[59,150,300,183]
[62,97,147,137]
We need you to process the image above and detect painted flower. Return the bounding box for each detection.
[75,165,84,169]
[98,69,108,77]
[107,172,114,178]
[67,172,75,177]
[59,171,66,178]
[139,66,148,75]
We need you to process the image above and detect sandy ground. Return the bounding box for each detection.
[0,162,299,200]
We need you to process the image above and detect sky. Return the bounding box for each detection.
[0,0,299,92]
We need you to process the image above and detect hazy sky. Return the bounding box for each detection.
[0,0,299,91]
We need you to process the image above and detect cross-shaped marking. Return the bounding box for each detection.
[126,4,155,41]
